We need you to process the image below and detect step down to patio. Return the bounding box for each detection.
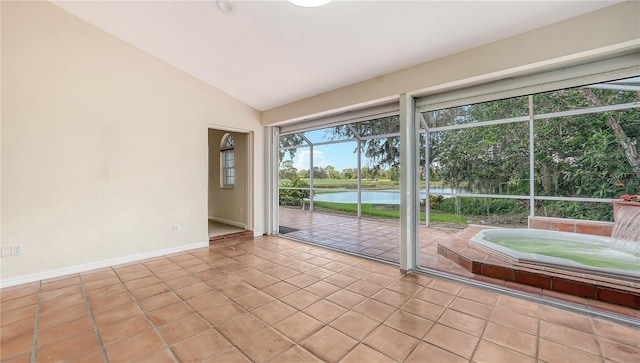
[209,230,254,245]
[279,226,299,234]
[438,226,640,310]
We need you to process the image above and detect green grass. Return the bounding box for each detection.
[312,201,466,225]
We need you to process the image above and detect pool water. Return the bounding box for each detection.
[487,236,640,271]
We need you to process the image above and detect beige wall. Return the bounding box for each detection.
[208,130,248,227]
[263,1,640,125]
[1,1,263,281]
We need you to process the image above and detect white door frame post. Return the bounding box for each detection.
[399,94,420,273]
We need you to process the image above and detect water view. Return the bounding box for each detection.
[487,236,640,271]
[313,188,458,204]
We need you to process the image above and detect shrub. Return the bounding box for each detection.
[279,175,311,206]
[435,197,525,216]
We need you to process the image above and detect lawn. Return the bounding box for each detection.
[312,201,466,225]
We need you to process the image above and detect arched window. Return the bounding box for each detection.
[220,133,235,189]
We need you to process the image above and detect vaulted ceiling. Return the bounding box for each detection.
[53,1,621,111]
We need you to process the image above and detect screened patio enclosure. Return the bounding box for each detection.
[279,112,402,220]
[272,54,639,272]
[279,75,639,223]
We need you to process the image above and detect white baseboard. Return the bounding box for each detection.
[209,217,247,229]
[0,241,209,289]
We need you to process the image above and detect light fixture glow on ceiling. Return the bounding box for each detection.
[288,0,333,8]
[216,0,234,14]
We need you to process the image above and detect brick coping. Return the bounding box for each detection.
[438,226,640,310]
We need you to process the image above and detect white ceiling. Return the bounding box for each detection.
[52,0,621,111]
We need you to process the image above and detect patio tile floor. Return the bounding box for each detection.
[279,207,640,318]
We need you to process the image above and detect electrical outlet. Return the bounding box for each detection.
[173,224,181,233]
[11,244,23,256]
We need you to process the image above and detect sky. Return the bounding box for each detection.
[290,143,365,172]
[282,129,377,172]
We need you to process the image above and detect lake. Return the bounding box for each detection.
[313,189,458,204]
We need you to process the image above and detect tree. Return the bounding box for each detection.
[531,85,640,199]
[325,165,338,179]
[312,166,327,179]
[279,134,305,160]
[341,168,356,179]
[578,88,640,178]
[327,116,403,168]
[389,167,400,182]
[428,98,530,196]
[279,160,298,180]
[298,169,310,178]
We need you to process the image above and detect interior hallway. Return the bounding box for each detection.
[1,235,638,362]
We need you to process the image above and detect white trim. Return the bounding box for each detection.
[267,126,280,235]
[207,124,251,134]
[0,241,209,289]
[246,131,254,233]
[209,216,247,229]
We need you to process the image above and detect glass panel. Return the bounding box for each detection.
[224,167,234,186]
[429,122,530,195]
[220,150,235,188]
[310,142,358,187]
[279,147,307,180]
[352,115,400,137]
[225,151,234,167]
[221,134,235,149]
[279,136,304,199]
[302,126,355,143]
[279,147,310,207]
[422,96,529,128]
[279,133,307,150]
[361,135,400,168]
[534,76,640,113]
[536,200,612,222]
[534,109,639,198]
[428,196,528,227]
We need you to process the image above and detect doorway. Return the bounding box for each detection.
[208,127,252,241]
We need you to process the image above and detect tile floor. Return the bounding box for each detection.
[279,207,640,318]
[2,235,639,362]
[279,207,477,275]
